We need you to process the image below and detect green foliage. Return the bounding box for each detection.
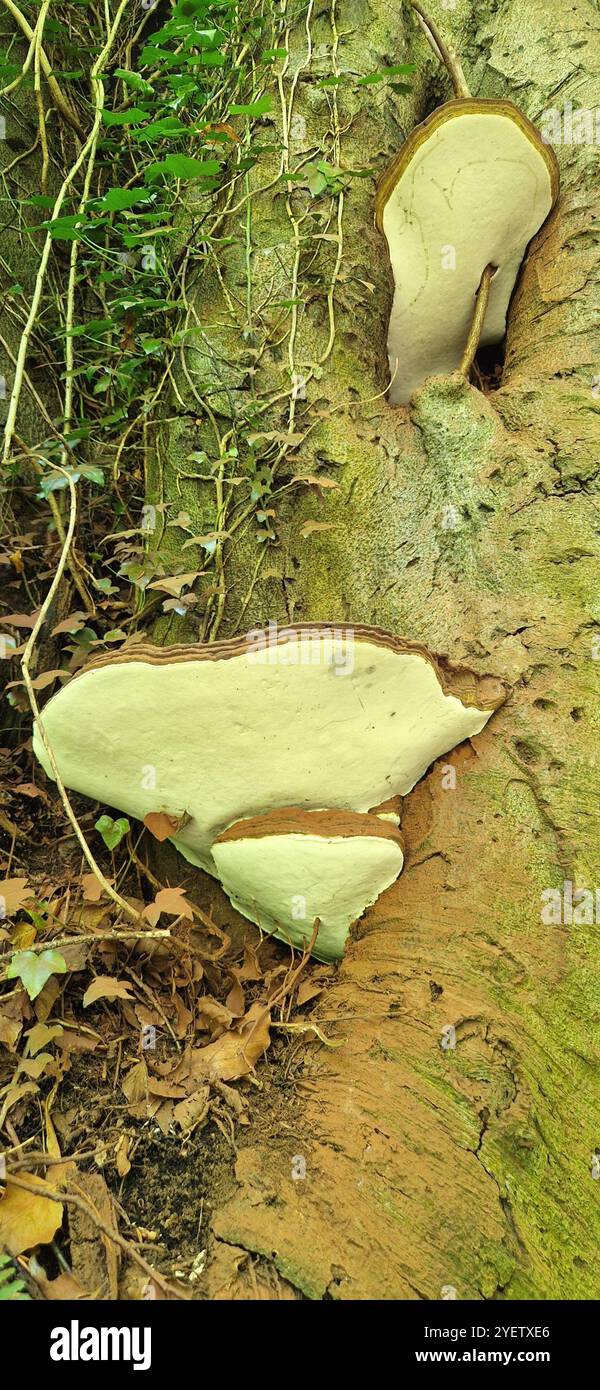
[0,1252,31,1301]
[6,950,68,1001]
[95,815,130,851]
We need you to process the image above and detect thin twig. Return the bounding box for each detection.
[410,0,471,99]
[20,467,145,926]
[459,263,495,378]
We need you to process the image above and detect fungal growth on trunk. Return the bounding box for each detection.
[212,809,406,962]
[376,2,559,405]
[33,625,504,959]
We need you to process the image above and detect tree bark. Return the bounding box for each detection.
[151,0,600,1298]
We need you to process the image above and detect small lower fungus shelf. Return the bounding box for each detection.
[32,624,505,959]
[212,808,405,962]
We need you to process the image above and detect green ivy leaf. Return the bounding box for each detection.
[102,107,149,126]
[95,815,130,851]
[145,154,220,182]
[114,69,155,96]
[98,188,152,212]
[229,94,272,118]
[7,949,67,1001]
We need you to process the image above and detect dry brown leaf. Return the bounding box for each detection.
[143,812,180,841]
[81,873,107,902]
[226,979,245,1017]
[291,473,340,489]
[122,1059,148,1103]
[147,571,200,597]
[33,1269,87,1300]
[147,1077,186,1099]
[197,997,233,1033]
[115,1135,131,1179]
[0,1174,63,1255]
[296,981,323,1007]
[26,1021,64,1056]
[144,885,194,922]
[236,943,263,981]
[0,877,34,917]
[21,1052,56,1080]
[51,611,88,637]
[190,1002,271,1082]
[83,976,133,1007]
[13,782,47,800]
[30,669,64,691]
[0,1016,22,1049]
[172,1086,210,1133]
[1,612,38,628]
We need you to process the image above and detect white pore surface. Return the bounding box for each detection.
[382,112,554,404]
[33,635,491,874]
[212,831,405,962]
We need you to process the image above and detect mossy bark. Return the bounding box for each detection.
[153,0,600,1298]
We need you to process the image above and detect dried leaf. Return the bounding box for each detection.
[83,976,134,1007]
[144,886,194,922]
[143,812,180,842]
[291,474,340,489]
[51,611,88,637]
[190,1002,271,1082]
[81,873,107,902]
[0,878,34,918]
[0,1016,22,1049]
[0,1175,63,1256]
[122,1059,148,1103]
[147,571,200,597]
[172,1087,210,1132]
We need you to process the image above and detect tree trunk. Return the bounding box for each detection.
[150,0,600,1298]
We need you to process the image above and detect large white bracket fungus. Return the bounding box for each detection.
[33,625,504,959]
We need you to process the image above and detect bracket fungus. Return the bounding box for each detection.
[376,3,559,404]
[212,809,406,962]
[33,625,504,960]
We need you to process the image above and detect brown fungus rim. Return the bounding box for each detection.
[374,98,560,233]
[58,623,507,714]
[214,806,406,851]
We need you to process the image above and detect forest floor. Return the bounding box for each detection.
[0,752,340,1301]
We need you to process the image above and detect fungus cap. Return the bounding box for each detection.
[375,100,559,405]
[212,808,405,961]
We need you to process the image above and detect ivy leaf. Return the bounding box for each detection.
[6,949,67,1001]
[229,94,272,118]
[95,815,130,851]
[133,117,189,142]
[114,68,154,96]
[98,188,151,212]
[144,154,220,183]
[102,106,149,126]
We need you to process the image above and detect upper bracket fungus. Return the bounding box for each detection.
[376,2,559,405]
[33,624,505,959]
